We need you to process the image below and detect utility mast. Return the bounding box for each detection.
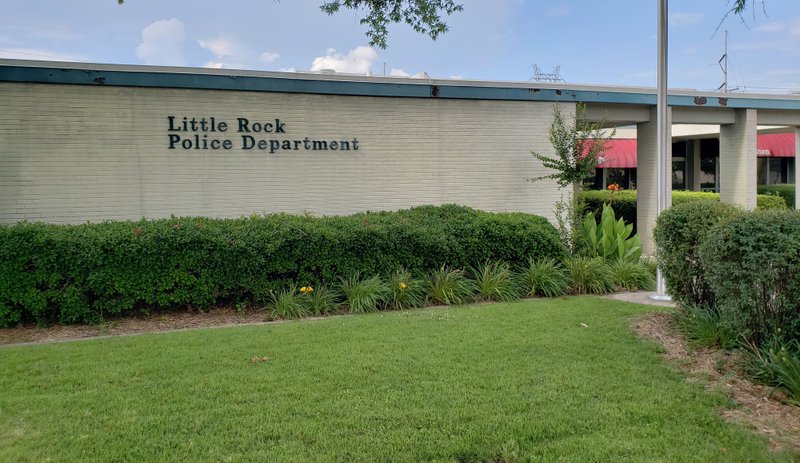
[717,31,739,92]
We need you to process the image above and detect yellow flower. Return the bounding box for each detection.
[307,286,314,293]
[399,282,407,289]
[300,286,308,293]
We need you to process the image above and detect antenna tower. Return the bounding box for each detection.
[531,65,565,83]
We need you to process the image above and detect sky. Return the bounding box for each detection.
[1,0,799,94]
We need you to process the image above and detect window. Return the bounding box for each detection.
[605,168,631,190]
[672,158,686,190]
[700,156,717,192]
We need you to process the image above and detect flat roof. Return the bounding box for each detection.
[2,59,800,111]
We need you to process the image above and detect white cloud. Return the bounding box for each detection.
[198,37,238,58]
[755,20,787,33]
[310,46,378,74]
[389,68,409,77]
[671,12,704,27]
[0,48,85,62]
[449,74,464,79]
[203,61,225,69]
[279,67,297,72]
[135,18,185,66]
[260,51,280,63]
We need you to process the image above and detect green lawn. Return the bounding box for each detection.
[1,297,794,462]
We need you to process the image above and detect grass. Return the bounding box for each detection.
[1,297,796,462]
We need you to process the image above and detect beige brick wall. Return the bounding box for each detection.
[0,82,567,224]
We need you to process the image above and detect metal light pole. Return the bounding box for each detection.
[650,0,672,301]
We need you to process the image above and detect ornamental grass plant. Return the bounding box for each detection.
[673,304,738,350]
[426,266,475,305]
[339,274,390,313]
[519,257,569,298]
[300,285,340,316]
[387,269,427,310]
[268,288,309,319]
[608,259,655,292]
[470,261,519,302]
[564,257,614,295]
[746,338,800,405]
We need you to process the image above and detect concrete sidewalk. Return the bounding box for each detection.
[602,291,676,308]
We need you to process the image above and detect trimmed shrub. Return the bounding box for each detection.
[581,190,637,231]
[519,257,569,298]
[699,209,800,344]
[758,184,795,209]
[0,205,566,326]
[581,190,785,233]
[653,200,741,307]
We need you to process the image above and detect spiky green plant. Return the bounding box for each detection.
[470,261,519,302]
[268,288,309,319]
[339,274,390,313]
[608,259,655,291]
[519,257,569,298]
[673,304,738,349]
[426,266,475,305]
[301,285,341,315]
[745,338,800,405]
[387,269,427,310]
[564,257,614,294]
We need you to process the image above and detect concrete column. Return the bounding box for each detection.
[719,109,758,210]
[637,106,672,256]
[688,139,702,191]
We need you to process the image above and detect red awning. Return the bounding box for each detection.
[596,132,796,168]
[757,133,796,157]
[596,139,638,168]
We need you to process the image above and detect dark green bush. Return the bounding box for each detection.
[0,205,566,326]
[653,200,741,307]
[699,210,800,344]
[581,190,785,233]
[758,184,795,209]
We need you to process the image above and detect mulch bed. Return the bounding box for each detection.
[632,312,800,452]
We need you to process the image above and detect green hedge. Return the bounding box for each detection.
[581,190,786,232]
[699,210,800,343]
[0,205,567,326]
[653,200,741,308]
[757,184,795,209]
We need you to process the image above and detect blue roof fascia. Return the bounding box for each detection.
[1,64,799,111]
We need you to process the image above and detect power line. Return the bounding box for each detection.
[0,48,74,60]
